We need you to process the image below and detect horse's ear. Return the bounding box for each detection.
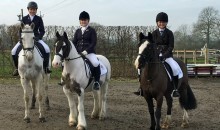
[21,22,25,29]
[56,31,61,38]
[147,32,153,42]
[139,32,145,42]
[30,22,35,29]
[63,32,68,40]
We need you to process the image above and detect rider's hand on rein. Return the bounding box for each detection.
[82,50,88,55]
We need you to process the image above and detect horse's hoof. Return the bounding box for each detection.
[77,125,86,130]
[91,114,99,119]
[39,117,46,123]
[46,106,51,111]
[161,123,169,129]
[30,106,35,109]
[181,122,189,128]
[150,126,155,130]
[24,117,31,123]
[99,116,105,121]
[69,121,77,127]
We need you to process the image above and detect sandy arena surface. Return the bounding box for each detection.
[0,78,220,130]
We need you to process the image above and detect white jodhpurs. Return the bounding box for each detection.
[11,40,50,55]
[85,53,100,67]
[38,40,50,53]
[11,42,21,55]
[165,57,183,79]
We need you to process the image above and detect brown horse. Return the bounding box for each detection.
[134,32,197,130]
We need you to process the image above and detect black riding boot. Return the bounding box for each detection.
[44,53,52,74]
[172,76,182,97]
[12,55,19,76]
[93,65,101,90]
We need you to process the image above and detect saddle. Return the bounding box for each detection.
[163,62,178,85]
[34,41,46,58]
[80,55,94,76]
[80,55,97,88]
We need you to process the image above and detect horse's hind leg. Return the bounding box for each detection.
[44,74,50,110]
[91,87,99,119]
[98,81,108,120]
[161,95,173,129]
[181,109,189,128]
[30,82,36,109]
[21,79,31,123]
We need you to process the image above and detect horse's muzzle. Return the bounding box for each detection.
[52,56,62,68]
[26,51,33,61]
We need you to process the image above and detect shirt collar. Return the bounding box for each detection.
[159,28,165,32]
[29,15,35,21]
[81,25,89,31]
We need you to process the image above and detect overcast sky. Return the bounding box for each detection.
[0,0,219,31]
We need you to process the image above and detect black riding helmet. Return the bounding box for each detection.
[79,11,90,20]
[156,12,168,22]
[27,1,38,9]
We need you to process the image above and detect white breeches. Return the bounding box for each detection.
[11,42,21,55]
[85,53,100,67]
[11,40,50,55]
[165,57,183,79]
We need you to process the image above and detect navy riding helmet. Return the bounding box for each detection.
[156,12,168,22]
[79,11,90,20]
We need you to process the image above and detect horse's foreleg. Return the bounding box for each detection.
[21,79,31,123]
[145,97,156,130]
[91,88,99,119]
[161,95,173,129]
[181,109,189,128]
[36,77,46,123]
[77,88,86,130]
[155,97,163,130]
[98,82,108,120]
[63,87,77,127]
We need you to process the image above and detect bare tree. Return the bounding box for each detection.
[174,24,194,49]
[193,6,219,48]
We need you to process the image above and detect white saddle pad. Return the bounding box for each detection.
[100,61,107,75]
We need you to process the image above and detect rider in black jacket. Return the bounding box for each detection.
[72,11,101,90]
[134,12,183,97]
[11,1,51,76]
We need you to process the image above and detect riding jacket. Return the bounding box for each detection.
[72,26,97,54]
[152,28,174,58]
[21,15,45,39]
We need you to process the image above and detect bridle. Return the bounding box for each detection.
[21,30,35,56]
[54,39,82,62]
[138,44,161,81]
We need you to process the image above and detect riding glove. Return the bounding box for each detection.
[82,50,88,55]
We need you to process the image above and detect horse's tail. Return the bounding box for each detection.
[179,84,197,110]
